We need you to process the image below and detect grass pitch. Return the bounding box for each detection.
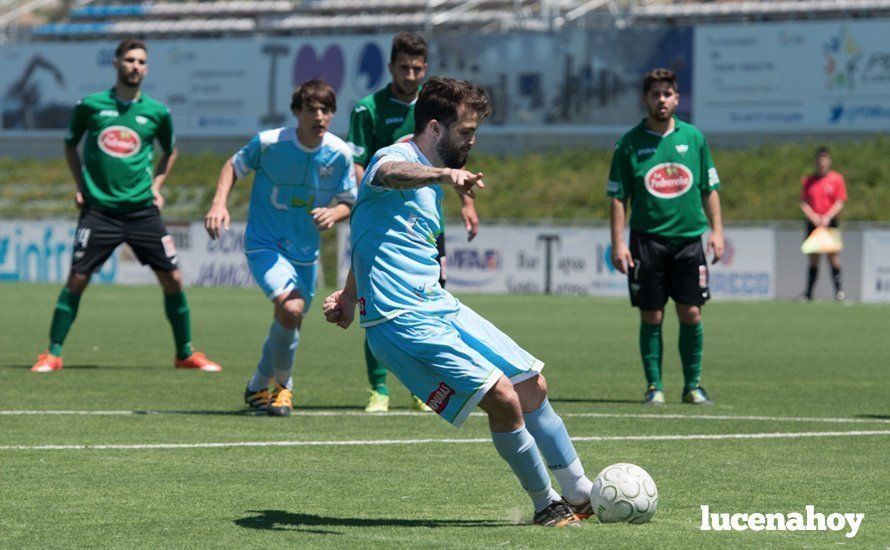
[1,283,888,548]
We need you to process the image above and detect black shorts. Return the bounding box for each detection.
[805,217,839,238]
[628,231,710,310]
[436,232,447,288]
[72,206,179,274]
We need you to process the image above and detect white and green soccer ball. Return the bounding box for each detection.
[590,463,658,524]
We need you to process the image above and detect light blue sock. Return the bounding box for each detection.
[524,398,591,503]
[247,337,273,392]
[490,425,552,496]
[268,320,299,390]
[523,398,578,470]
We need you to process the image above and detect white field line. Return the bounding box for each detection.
[0,430,889,452]
[1,409,889,425]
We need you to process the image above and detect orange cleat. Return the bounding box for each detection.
[31,351,63,373]
[174,351,222,372]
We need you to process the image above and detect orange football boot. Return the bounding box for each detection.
[31,351,63,373]
[174,351,222,372]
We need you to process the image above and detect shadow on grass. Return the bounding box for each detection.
[5,364,158,370]
[856,414,890,420]
[234,509,512,535]
[550,397,642,405]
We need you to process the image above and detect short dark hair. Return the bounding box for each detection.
[642,68,678,95]
[115,38,147,58]
[290,79,337,112]
[815,146,830,157]
[391,32,428,63]
[414,76,491,134]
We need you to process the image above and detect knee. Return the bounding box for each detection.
[275,299,305,330]
[677,305,701,324]
[515,374,547,413]
[66,272,90,293]
[641,309,663,325]
[158,270,184,294]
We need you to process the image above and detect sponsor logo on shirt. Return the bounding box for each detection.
[676,144,689,154]
[97,126,141,158]
[427,382,455,413]
[644,162,694,198]
[636,147,657,156]
[135,115,148,125]
[708,167,720,188]
[318,165,334,178]
[385,116,405,125]
[99,110,119,117]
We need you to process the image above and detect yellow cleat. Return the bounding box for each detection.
[364,390,389,413]
[410,395,434,412]
[268,384,293,417]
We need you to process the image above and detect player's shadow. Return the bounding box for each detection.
[856,414,890,420]
[6,364,157,370]
[550,397,643,405]
[234,509,511,535]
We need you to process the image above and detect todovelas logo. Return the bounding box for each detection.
[98,126,141,158]
[644,163,693,199]
[426,382,455,413]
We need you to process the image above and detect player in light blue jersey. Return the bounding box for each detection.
[205,79,356,416]
[323,77,594,527]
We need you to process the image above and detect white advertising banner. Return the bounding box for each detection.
[337,223,775,299]
[861,229,890,303]
[0,219,258,288]
[694,19,890,132]
[709,228,775,300]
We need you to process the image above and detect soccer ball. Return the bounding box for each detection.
[590,463,658,524]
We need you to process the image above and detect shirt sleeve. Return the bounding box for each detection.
[835,173,848,202]
[334,149,358,205]
[700,134,720,193]
[156,108,175,154]
[231,134,261,179]
[64,101,88,147]
[606,141,632,199]
[347,103,374,168]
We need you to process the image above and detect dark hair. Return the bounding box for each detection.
[642,68,678,95]
[815,146,830,157]
[290,79,337,112]
[391,32,428,63]
[115,38,147,58]
[414,76,491,134]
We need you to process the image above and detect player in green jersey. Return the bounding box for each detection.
[607,68,724,405]
[347,32,480,412]
[30,38,221,374]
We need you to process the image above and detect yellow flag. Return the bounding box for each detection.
[802,227,844,254]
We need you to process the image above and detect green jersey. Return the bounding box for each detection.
[347,85,415,168]
[607,116,720,241]
[65,88,175,213]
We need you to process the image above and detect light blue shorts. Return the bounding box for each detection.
[365,304,544,427]
[246,249,317,307]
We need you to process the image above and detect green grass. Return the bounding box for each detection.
[1,284,888,548]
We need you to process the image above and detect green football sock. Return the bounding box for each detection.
[164,292,193,360]
[48,288,82,356]
[679,322,704,393]
[364,338,388,396]
[639,322,663,391]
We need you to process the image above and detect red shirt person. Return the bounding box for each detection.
[799,147,846,301]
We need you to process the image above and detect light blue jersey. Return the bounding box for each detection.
[351,141,459,327]
[233,128,357,264]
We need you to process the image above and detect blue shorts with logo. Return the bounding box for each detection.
[246,249,318,307]
[365,304,544,428]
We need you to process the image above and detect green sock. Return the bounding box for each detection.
[639,322,663,391]
[364,338,388,396]
[48,288,81,356]
[164,292,193,360]
[679,322,704,393]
